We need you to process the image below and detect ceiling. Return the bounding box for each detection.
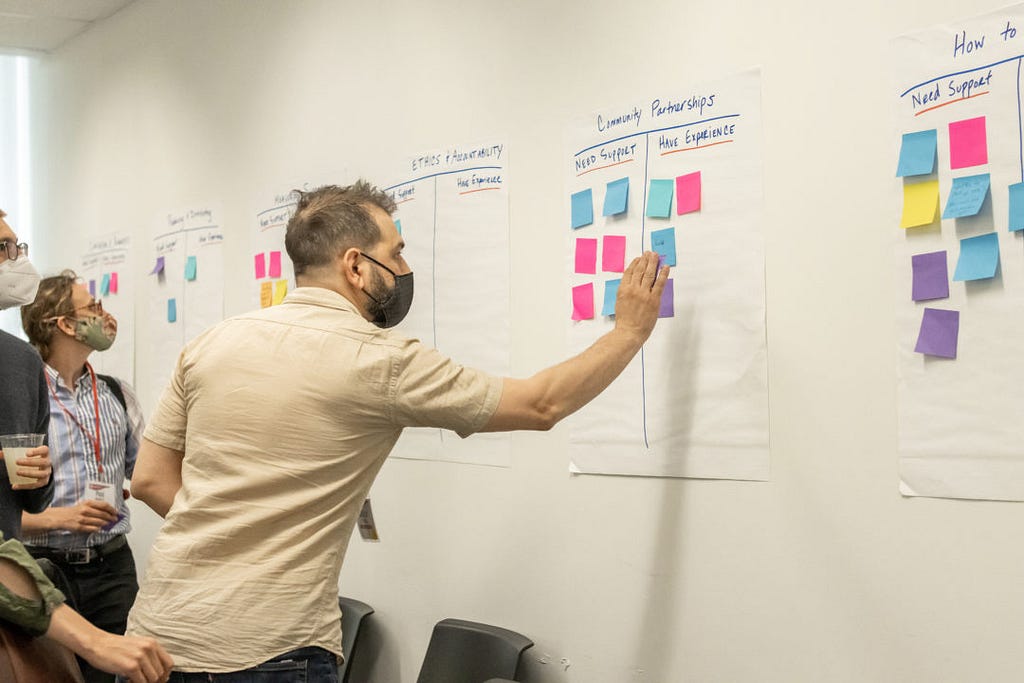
[0,0,135,54]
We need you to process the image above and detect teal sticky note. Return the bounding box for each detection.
[167,298,177,323]
[942,173,990,219]
[100,273,110,296]
[602,177,629,216]
[602,279,621,316]
[646,179,673,218]
[651,227,677,267]
[953,232,999,281]
[571,189,594,229]
[185,255,198,281]
[1009,183,1024,231]
[395,218,402,235]
[896,129,938,177]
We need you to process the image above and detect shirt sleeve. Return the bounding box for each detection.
[390,339,503,438]
[143,349,189,452]
[0,535,65,637]
[14,364,54,514]
[120,380,145,479]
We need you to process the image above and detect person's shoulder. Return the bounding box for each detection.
[0,330,42,365]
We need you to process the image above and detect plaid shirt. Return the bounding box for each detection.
[23,363,141,549]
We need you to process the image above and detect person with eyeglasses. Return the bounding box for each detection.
[0,208,54,539]
[19,270,146,683]
[123,180,669,680]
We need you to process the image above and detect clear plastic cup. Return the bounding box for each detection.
[0,433,45,486]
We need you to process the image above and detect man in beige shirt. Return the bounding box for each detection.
[127,180,669,679]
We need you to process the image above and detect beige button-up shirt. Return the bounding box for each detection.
[127,287,502,672]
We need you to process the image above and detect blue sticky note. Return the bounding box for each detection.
[167,298,177,323]
[602,279,621,316]
[896,129,938,177]
[571,189,594,229]
[953,232,1000,281]
[395,218,402,235]
[942,173,990,219]
[646,179,673,218]
[185,255,197,281]
[1009,182,1024,231]
[100,273,110,296]
[650,228,677,267]
[602,177,629,216]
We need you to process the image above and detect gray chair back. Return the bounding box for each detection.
[416,618,533,683]
[337,596,375,683]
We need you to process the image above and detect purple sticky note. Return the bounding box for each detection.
[269,251,282,279]
[949,116,988,169]
[914,308,959,359]
[150,256,165,275]
[575,238,597,274]
[658,279,674,318]
[675,172,701,215]
[911,251,949,301]
[254,253,266,279]
[571,283,594,321]
[88,280,95,297]
[602,235,626,273]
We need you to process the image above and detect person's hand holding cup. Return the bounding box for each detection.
[0,434,51,490]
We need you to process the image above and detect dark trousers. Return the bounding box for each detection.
[30,541,138,683]
[164,647,339,683]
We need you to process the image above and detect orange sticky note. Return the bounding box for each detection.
[260,281,273,308]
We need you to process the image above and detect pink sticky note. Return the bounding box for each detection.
[571,283,594,321]
[949,116,988,169]
[602,235,626,272]
[575,238,597,274]
[110,272,119,294]
[268,251,282,278]
[254,253,266,279]
[676,171,701,214]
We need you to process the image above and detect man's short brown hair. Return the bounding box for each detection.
[21,270,78,360]
[284,180,397,276]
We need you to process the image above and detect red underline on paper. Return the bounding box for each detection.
[458,187,501,195]
[575,159,634,177]
[660,140,733,156]
[915,91,990,116]
[395,197,415,205]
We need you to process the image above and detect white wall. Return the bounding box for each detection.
[27,1,1024,681]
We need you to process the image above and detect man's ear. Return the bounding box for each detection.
[340,247,364,288]
[53,316,76,337]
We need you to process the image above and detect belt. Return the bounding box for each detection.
[27,535,128,566]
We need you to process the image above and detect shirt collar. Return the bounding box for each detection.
[44,362,92,392]
[282,286,364,316]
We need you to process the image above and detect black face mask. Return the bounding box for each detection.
[359,252,414,329]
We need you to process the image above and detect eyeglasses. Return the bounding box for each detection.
[1,241,28,261]
[74,299,104,316]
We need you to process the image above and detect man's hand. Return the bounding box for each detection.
[61,500,119,532]
[83,631,174,683]
[3,445,53,490]
[613,251,670,346]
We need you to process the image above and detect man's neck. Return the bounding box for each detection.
[47,341,92,389]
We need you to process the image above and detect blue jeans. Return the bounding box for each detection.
[158,647,339,683]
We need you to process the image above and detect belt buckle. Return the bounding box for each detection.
[65,548,93,565]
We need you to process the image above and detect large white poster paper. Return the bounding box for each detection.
[894,5,1024,501]
[565,69,769,480]
[143,206,224,409]
[385,142,511,467]
[78,233,133,383]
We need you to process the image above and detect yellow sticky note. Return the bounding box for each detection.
[260,281,273,308]
[900,179,940,229]
[273,279,288,305]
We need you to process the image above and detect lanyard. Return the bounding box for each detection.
[45,362,103,476]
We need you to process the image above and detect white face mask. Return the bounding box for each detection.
[0,257,42,310]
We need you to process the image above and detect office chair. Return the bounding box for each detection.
[337,596,375,683]
[416,618,533,683]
